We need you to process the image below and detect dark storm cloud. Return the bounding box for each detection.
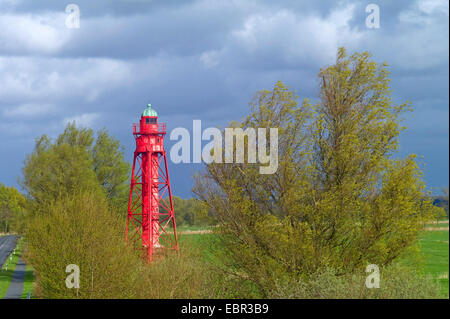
[0,0,448,197]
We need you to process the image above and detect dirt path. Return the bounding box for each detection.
[178,230,213,235]
[424,220,449,231]
[428,220,449,224]
[424,227,449,231]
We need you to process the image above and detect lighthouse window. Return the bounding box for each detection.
[145,118,150,123]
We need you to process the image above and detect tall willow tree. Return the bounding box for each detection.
[193,48,440,295]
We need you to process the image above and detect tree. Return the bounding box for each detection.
[434,187,449,218]
[0,183,26,233]
[193,48,441,296]
[21,122,130,212]
[92,129,131,211]
[442,187,449,217]
[169,196,214,227]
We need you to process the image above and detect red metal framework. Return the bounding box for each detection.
[125,112,178,262]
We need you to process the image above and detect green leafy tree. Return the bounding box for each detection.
[92,129,131,210]
[21,122,130,212]
[193,48,441,296]
[170,196,214,227]
[435,187,449,218]
[0,183,27,233]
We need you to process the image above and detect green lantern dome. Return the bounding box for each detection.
[142,103,158,117]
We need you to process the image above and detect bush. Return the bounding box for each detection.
[25,191,141,298]
[268,264,444,299]
[135,248,217,298]
[24,191,219,299]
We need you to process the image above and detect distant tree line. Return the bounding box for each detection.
[171,196,216,228]
[0,183,26,233]
[433,187,449,218]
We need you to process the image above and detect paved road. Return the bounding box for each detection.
[4,258,26,299]
[0,235,17,269]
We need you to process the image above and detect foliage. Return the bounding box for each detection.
[434,188,449,218]
[134,246,220,298]
[171,196,216,227]
[0,183,27,233]
[25,191,141,298]
[193,48,442,296]
[24,191,220,298]
[92,129,131,211]
[20,122,130,213]
[268,263,444,299]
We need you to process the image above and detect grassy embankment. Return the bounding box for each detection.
[20,262,35,299]
[0,237,21,298]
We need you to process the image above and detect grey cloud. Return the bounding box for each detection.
[0,0,448,196]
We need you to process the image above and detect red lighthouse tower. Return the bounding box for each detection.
[125,103,178,262]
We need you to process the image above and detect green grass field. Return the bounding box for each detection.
[178,233,219,264]
[177,225,214,232]
[417,230,449,295]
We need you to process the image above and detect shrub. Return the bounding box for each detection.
[268,264,444,299]
[25,191,141,298]
[135,248,217,298]
[24,191,219,299]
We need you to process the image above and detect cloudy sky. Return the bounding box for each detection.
[0,0,448,198]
